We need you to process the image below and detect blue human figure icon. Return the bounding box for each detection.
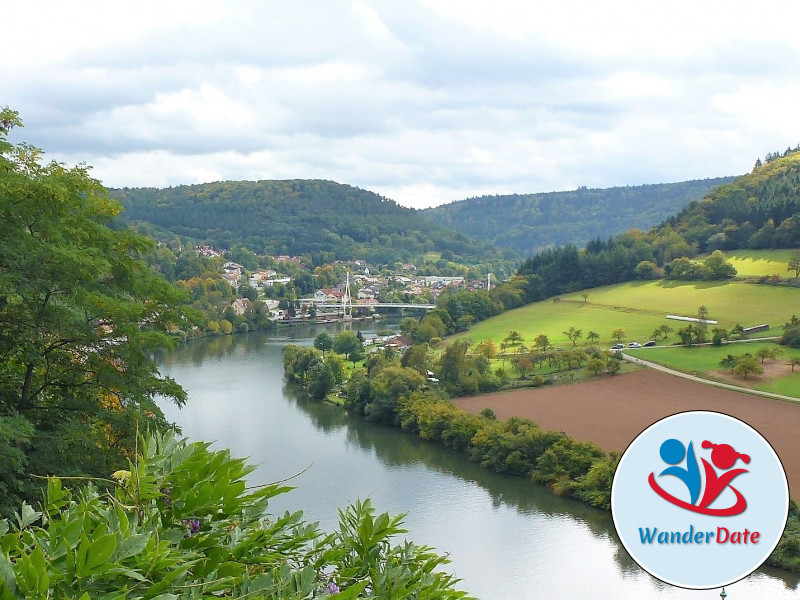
[658,438,701,505]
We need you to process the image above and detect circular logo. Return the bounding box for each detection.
[611,411,788,589]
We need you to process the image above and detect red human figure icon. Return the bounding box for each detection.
[698,441,750,510]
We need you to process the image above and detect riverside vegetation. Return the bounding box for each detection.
[283,331,800,573]
[0,109,471,598]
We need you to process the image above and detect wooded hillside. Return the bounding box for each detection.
[112,180,513,265]
[423,178,734,256]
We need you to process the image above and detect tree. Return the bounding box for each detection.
[587,331,600,345]
[719,354,738,372]
[563,327,583,346]
[333,330,362,363]
[702,250,737,280]
[534,334,551,352]
[475,339,498,360]
[611,328,626,342]
[788,357,800,372]
[314,331,333,356]
[788,251,800,279]
[734,355,763,379]
[0,109,198,510]
[513,354,534,378]
[677,324,701,347]
[711,327,729,346]
[401,343,430,375]
[587,357,605,376]
[504,330,523,346]
[756,346,782,364]
[658,324,674,339]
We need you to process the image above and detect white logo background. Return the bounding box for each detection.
[611,411,789,589]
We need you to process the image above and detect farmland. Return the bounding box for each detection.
[463,279,794,348]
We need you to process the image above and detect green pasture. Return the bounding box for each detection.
[725,249,794,277]
[464,279,798,349]
[624,342,789,375]
[626,342,800,397]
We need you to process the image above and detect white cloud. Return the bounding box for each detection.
[4,0,800,209]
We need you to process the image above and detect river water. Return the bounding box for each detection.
[156,324,799,599]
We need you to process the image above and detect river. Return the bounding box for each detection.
[156,324,799,599]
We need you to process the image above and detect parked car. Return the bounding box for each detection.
[629,342,642,348]
[643,340,656,347]
[611,343,625,350]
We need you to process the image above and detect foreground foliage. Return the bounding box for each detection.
[0,109,198,515]
[0,432,471,599]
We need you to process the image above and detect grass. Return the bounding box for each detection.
[458,268,800,398]
[462,279,796,349]
[725,249,794,277]
[626,342,800,397]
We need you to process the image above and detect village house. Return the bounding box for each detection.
[231,298,250,316]
[262,277,291,287]
[195,245,222,257]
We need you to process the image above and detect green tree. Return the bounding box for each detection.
[534,334,551,352]
[586,331,600,345]
[563,327,583,346]
[314,331,333,356]
[711,327,729,346]
[756,346,782,364]
[611,328,626,342]
[0,109,197,510]
[504,330,523,346]
[788,357,800,371]
[788,250,800,279]
[333,330,362,363]
[587,357,605,376]
[702,250,737,280]
[734,354,763,379]
[677,324,701,347]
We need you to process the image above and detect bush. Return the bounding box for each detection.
[0,432,471,599]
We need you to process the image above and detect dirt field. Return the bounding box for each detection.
[453,369,800,495]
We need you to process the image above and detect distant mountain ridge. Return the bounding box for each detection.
[422,178,735,256]
[111,179,513,266]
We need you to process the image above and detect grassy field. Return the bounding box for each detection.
[459,273,800,397]
[725,249,794,277]
[626,342,800,396]
[463,279,796,348]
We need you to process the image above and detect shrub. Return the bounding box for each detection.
[0,432,471,599]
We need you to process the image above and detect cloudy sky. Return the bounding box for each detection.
[4,1,800,209]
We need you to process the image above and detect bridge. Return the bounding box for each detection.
[309,273,437,319]
[314,302,435,310]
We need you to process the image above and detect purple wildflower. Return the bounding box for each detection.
[181,518,201,535]
[326,581,340,595]
[159,486,173,506]
[188,519,201,534]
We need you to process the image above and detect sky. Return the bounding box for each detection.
[4,0,800,209]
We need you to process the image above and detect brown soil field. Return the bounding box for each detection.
[453,369,800,495]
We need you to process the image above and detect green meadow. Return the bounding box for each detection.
[725,249,795,277]
[464,279,796,348]
[460,271,800,397]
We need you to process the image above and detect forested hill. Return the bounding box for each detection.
[658,150,800,252]
[422,177,734,256]
[112,179,513,265]
[509,149,800,304]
